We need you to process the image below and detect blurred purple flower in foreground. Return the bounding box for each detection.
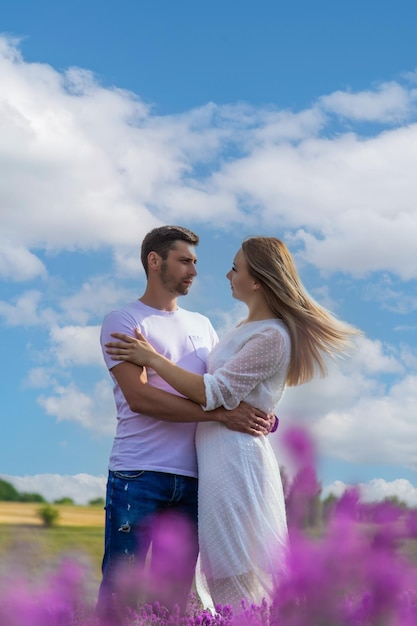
[0,558,89,626]
[1,427,417,625]
[282,426,316,470]
[273,502,417,626]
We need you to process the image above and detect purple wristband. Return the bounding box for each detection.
[270,415,279,433]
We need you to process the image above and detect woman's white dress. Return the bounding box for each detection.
[195,319,291,610]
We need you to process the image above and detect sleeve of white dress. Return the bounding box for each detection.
[202,327,288,411]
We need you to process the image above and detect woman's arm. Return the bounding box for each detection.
[105,331,207,405]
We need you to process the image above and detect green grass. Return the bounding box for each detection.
[0,524,104,598]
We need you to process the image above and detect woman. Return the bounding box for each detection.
[105,236,359,610]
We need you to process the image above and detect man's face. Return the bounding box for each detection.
[159,241,198,296]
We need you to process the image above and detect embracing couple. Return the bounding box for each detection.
[97,225,358,620]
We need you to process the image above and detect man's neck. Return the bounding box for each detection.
[139,289,178,312]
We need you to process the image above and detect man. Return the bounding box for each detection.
[98,225,272,618]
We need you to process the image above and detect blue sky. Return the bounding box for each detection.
[1,0,417,505]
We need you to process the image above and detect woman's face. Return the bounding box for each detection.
[226,248,255,303]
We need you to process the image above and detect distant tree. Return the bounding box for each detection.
[0,478,20,501]
[286,468,322,530]
[19,492,46,503]
[383,495,408,509]
[322,493,339,522]
[37,504,60,528]
[280,465,290,499]
[53,497,75,505]
[307,489,323,529]
[88,497,105,507]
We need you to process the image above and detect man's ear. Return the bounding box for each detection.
[147,251,160,271]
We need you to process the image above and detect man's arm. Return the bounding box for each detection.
[111,361,272,435]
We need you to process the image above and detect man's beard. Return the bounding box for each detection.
[160,261,190,296]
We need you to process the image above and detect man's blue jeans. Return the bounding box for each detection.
[97,470,198,617]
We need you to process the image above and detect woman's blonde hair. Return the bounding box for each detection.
[242,237,361,387]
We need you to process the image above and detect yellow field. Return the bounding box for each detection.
[0,503,105,591]
[0,501,104,527]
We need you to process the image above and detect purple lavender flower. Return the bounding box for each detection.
[2,427,417,626]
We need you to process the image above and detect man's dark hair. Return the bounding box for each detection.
[141,225,199,276]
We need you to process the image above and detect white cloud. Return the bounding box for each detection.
[360,478,417,506]
[5,472,417,508]
[311,373,417,469]
[319,81,416,122]
[193,127,417,279]
[0,245,46,281]
[308,285,339,313]
[38,378,115,434]
[275,337,417,471]
[278,337,392,422]
[323,478,417,508]
[363,275,417,314]
[24,366,56,389]
[49,325,103,367]
[113,248,147,280]
[295,204,417,279]
[1,35,417,280]
[0,274,136,333]
[0,38,157,254]
[343,335,402,376]
[399,344,417,369]
[0,290,47,325]
[58,277,140,325]
[1,472,106,505]
[252,108,326,145]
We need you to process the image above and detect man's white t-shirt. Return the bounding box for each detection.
[100,300,218,477]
